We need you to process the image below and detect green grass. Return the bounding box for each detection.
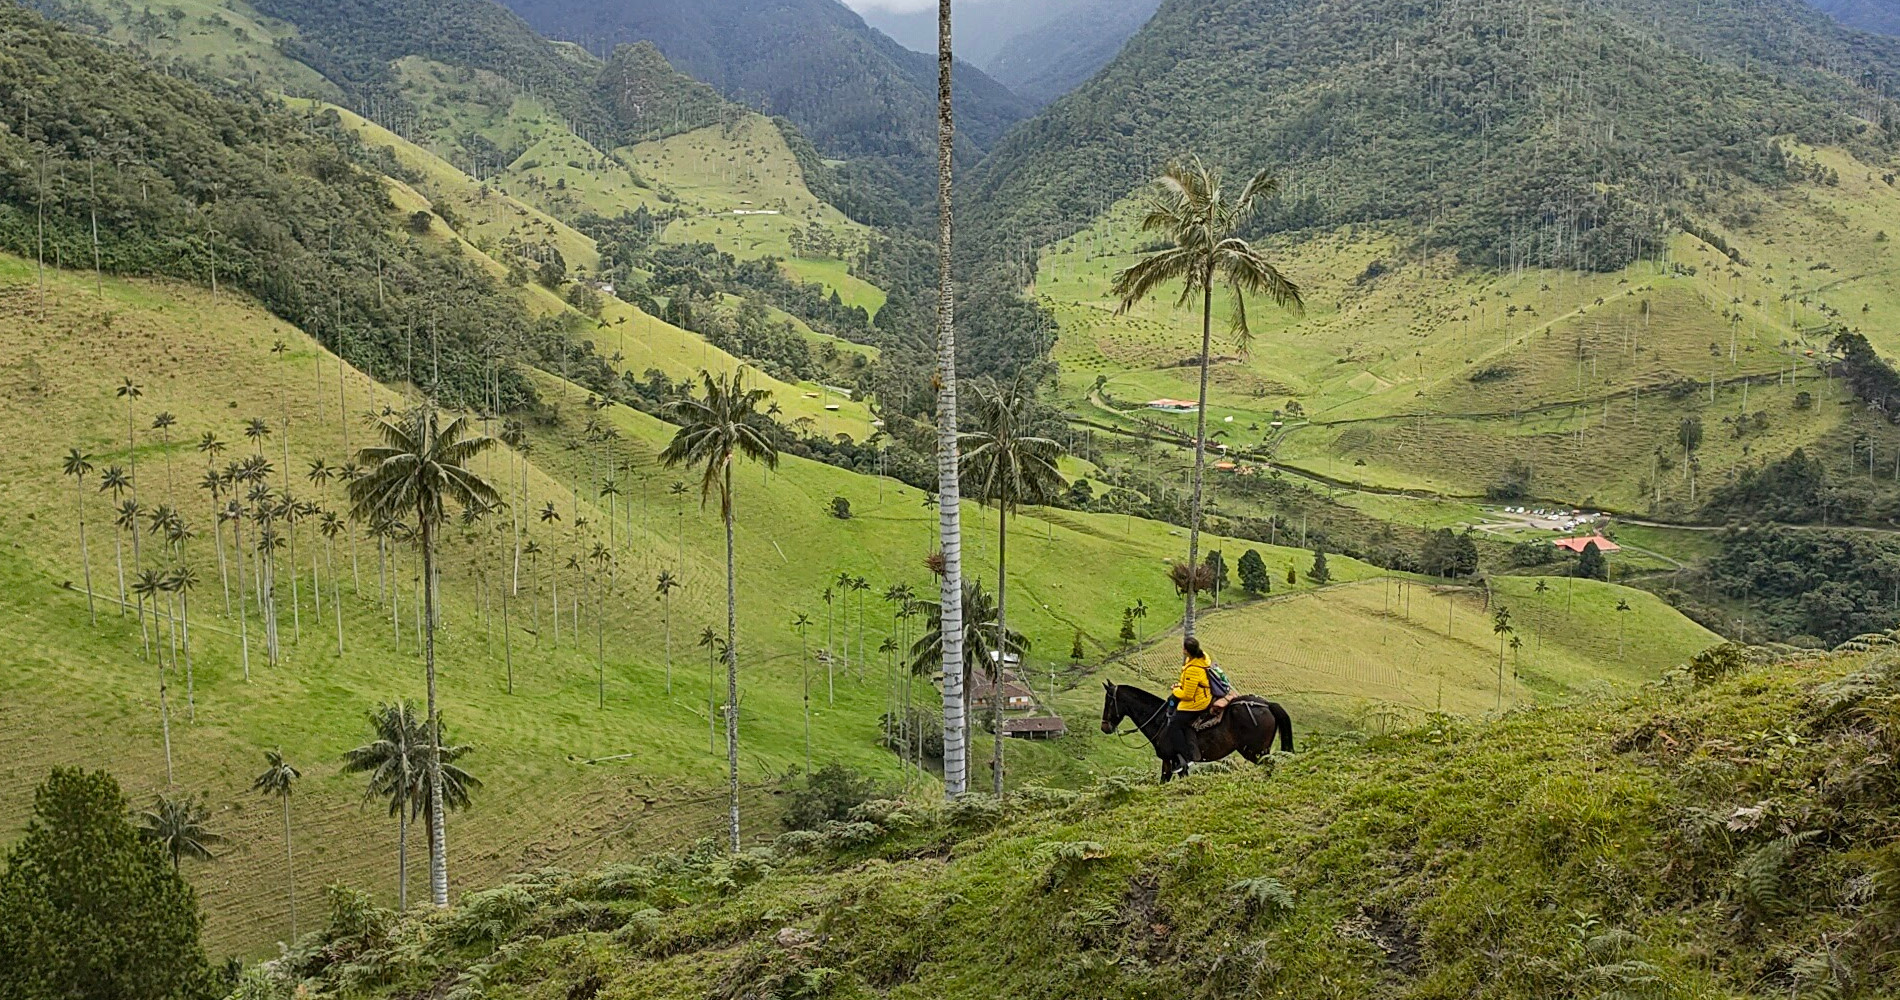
[1040,145,1900,512]
[258,649,1900,999]
[53,0,336,98]
[1,254,1488,956]
[1114,576,1717,733]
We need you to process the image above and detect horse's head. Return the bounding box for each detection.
[1100,680,1120,734]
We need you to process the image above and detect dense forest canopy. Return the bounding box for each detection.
[966,0,1900,274]
[0,3,549,407]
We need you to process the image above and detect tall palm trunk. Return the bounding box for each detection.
[179,580,195,723]
[233,515,251,681]
[934,0,969,799]
[1184,270,1214,638]
[662,592,673,695]
[282,794,296,938]
[74,478,95,623]
[396,802,408,911]
[212,501,230,613]
[421,518,449,907]
[722,463,741,852]
[155,607,173,786]
[992,502,1008,795]
[112,521,127,617]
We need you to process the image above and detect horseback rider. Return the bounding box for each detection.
[1164,637,1215,767]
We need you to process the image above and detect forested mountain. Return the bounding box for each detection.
[493,0,1034,192]
[980,0,1164,105]
[859,0,1162,105]
[966,0,1900,272]
[1808,0,1900,35]
[0,2,553,407]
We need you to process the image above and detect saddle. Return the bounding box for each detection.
[1194,693,1238,730]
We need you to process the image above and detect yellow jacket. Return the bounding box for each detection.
[1172,656,1213,712]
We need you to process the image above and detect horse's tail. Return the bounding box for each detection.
[1269,702,1293,752]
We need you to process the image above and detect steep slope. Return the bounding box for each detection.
[494,0,1034,180]
[967,0,1900,271]
[0,2,548,410]
[1808,0,1900,35]
[1,249,1319,955]
[254,645,1900,999]
[973,0,1900,522]
[983,0,1163,105]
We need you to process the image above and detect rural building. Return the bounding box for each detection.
[1002,716,1067,740]
[1147,398,1199,413]
[1553,535,1620,554]
[969,669,1036,712]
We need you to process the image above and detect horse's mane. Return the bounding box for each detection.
[1115,684,1166,710]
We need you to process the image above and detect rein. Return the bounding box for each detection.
[1111,696,1168,742]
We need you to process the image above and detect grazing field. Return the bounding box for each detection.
[0,256,1445,955]
[1118,577,1718,733]
[1039,144,1900,512]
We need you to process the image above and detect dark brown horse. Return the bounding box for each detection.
[1100,681,1293,781]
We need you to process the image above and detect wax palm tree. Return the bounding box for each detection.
[252,748,301,938]
[167,556,200,721]
[151,411,177,493]
[793,612,813,773]
[100,465,131,613]
[588,541,612,706]
[960,375,1066,793]
[697,626,723,755]
[336,461,364,591]
[660,368,780,852]
[852,575,871,680]
[244,417,271,456]
[822,585,837,705]
[340,700,425,909]
[134,793,221,872]
[539,502,562,645]
[524,538,544,642]
[500,420,527,594]
[908,580,1027,689]
[656,570,681,694]
[116,377,142,494]
[930,0,970,798]
[199,469,231,611]
[133,567,174,784]
[319,510,346,655]
[197,437,230,606]
[1111,156,1303,638]
[1491,606,1515,711]
[833,571,854,679]
[62,448,97,622]
[1615,597,1634,658]
[348,405,498,907]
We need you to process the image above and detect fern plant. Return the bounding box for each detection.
[1229,876,1297,920]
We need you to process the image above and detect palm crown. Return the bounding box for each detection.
[348,406,500,529]
[659,369,780,517]
[1110,156,1304,354]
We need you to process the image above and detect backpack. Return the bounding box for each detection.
[1206,661,1231,700]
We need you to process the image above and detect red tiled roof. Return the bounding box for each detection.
[1553,535,1620,554]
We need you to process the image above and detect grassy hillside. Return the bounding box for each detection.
[0,251,1440,955]
[1117,577,1717,731]
[251,644,1900,999]
[1039,135,1900,515]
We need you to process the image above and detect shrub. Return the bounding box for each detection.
[827,496,852,519]
[1689,643,1748,688]
[407,210,434,234]
[782,764,882,832]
